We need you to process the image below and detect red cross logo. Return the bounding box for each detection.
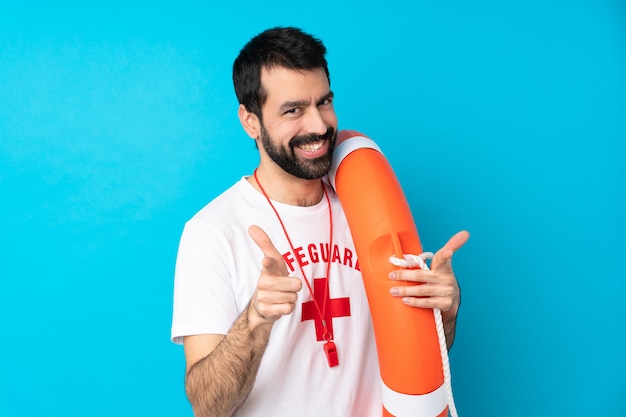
[301,278,351,341]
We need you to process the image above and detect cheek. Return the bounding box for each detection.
[273,120,302,140]
[322,108,338,128]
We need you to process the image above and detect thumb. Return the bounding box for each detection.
[431,230,470,272]
[248,225,288,275]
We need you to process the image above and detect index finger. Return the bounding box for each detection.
[248,224,285,264]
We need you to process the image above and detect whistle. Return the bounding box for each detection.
[324,341,339,367]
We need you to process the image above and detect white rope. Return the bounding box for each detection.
[389,252,459,417]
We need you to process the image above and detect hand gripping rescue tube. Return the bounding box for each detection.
[329,130,456,417]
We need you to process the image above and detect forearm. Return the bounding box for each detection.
[443,288,460,350]
[443,315,456,350]
[185,305,272,417]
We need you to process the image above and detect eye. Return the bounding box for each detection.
[318,98,333,106]
[284,107,301,115]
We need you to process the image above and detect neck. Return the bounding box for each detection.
[249,167,324,207]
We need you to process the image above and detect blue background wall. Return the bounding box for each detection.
[1,1,624,416]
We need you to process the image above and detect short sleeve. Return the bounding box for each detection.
[170,218,239,344]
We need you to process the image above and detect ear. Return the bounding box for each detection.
[238,104,261,139]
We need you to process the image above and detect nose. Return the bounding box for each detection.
[304,107,331,136]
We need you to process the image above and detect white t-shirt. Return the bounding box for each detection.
[171,177,382,417]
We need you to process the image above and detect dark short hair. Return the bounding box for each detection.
[232,26,330,119]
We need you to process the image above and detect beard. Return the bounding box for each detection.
[259,124,336,180]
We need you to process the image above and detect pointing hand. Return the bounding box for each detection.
[248,225,303,324]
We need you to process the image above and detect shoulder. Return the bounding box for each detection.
[179,177,273,252]
[191,177,261,225]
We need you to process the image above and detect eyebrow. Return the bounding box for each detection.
[278,91,334,112]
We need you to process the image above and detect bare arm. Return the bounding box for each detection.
[184,305,272,417]
[442,306,459,350]
[183,225,302,417]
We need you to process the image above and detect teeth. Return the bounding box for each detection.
[299,141,323,151]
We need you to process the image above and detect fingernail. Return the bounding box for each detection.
[388,272,396,280]
[390,287,400,296]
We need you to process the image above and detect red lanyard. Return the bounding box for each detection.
[253,169,339,367]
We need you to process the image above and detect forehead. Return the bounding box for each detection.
[260,66,330,108]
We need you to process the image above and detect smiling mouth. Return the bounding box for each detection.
[298,141,325,152]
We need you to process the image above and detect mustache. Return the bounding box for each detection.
[289,127,336,148]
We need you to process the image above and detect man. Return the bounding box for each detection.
[171,26,469,417]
